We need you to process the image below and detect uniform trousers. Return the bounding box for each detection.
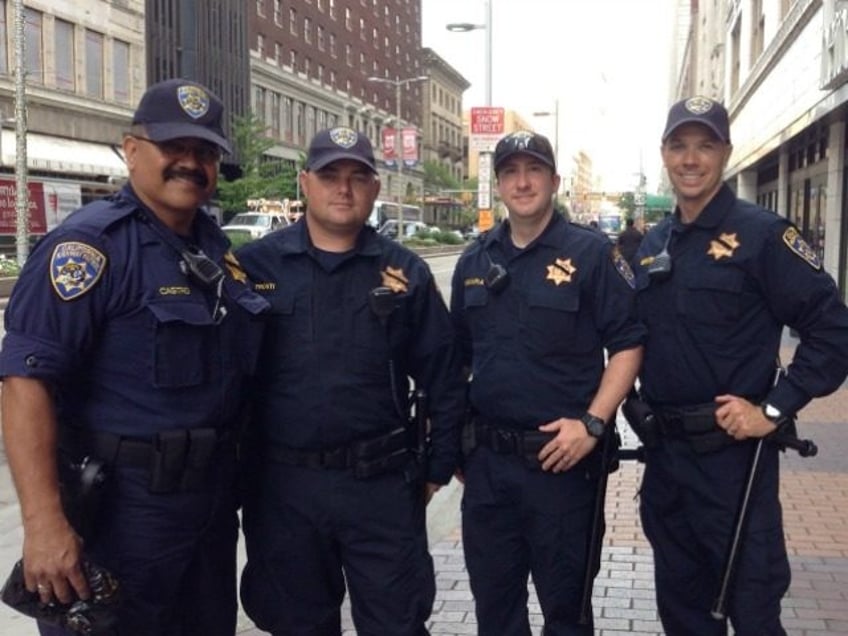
[640,438,790,636]
[462,446,599,636]
[240,460,434,636]
[39,457,239,636]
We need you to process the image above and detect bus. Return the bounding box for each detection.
[597,210,623,242]
[366,199,422,230]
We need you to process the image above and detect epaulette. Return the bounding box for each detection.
[60,194,138,236]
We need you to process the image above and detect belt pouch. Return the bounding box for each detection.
[181,428,218,491]
[521,431,554,469]
[149,430,188,493]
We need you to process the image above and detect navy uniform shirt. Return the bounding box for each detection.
[236,221,465,484]
[634,184,848,413]
[450,213,646,428]
[0,185,268,435]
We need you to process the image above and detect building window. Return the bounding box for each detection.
[24,8,43,84]
[274,42,282,65]
[345,44,352,67]
[750,0,765,64]
[345,8,351,30]
[329,0,335,19]
[85,29,103,98]
[304,18,311,43]
[290,8,297,35]
[317,26,325,50]
[317,0,324,11]
[257,34,264,57]
[304,57,310,76]
[271,92,281,136]
[257,0,265,16]
[113,39,130,103]
[330,33,336,57]
[329,70,336,87]
[54,19,75,91]
[318,64,324,82]
[254,86,267,123]
[359,18,365,40]
[290,49,296,69]
[273,0,282,25]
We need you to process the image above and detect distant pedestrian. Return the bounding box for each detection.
[616,217,643,267]
[0,79,268,635]
[451,130,645,634]
[632,95,848,634]
[236,126,466,635]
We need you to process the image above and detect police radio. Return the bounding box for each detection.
[646,229,673,282]
[483,251,509,294]
[179,245,225,290]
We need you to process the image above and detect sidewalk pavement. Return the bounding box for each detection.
[2,333,847,635]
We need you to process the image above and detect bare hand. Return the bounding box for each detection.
[537,417,598,473]
[22,510,90,604]
[715,394,777,440]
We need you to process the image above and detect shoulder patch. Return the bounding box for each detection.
[50,241,107,301]
[612,249,635,288]
[782,227,821,270]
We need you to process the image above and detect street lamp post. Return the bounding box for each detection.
[13,0,29,266]
[366,75,428,242]
[447,0,494,231]
[532,98,559,166]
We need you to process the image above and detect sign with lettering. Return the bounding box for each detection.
[470,107,505,152]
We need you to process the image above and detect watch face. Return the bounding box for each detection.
[764,404,782,419]
[582,414,605,438]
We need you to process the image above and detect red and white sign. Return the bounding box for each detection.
[0,178,82,235]
[401,127,418,166]
[381,128,397,166]
[470,107,505,152]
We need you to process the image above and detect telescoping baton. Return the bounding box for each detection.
[578,422,616,625]
[710,430,817,621]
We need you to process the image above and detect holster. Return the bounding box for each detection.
[58,455,108,541]
[652,403,733,454]
[350,426,413,479]
[621,392,660,449]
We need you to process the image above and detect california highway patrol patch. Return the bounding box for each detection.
[50,242,107,300]
[782,227,821,270]
[177,85,210,119]
[612,250,635,288]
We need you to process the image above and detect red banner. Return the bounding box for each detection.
[381,127,397,166]
[401,127,417,166]
[0,179,46,235]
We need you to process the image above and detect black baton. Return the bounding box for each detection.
[578,422,616,625]
[711,431,817,620]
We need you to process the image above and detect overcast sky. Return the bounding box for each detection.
[421,0,677,192]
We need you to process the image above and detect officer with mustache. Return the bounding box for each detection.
[0,79,268,635]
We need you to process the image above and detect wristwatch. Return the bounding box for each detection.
[580,413,606,438]
[761,402,786,424]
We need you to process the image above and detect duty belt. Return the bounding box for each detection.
[62,427,233,493]
[651,403,734,454]
[265,425,413,479]
[464,419,555,466]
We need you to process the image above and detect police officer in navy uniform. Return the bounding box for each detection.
[236,127,465,635]
[633,96,848,635]
[450,131,645,635]
[0,79,268,635]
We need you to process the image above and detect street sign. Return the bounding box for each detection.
[477,152,493,210]
[470,107,504,152]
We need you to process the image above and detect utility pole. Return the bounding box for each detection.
[14,0,29,266]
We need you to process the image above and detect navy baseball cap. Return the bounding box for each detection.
[131,79,231,153]
[494,131,556,173]
[662,96,730,143]
[305,127,377,173]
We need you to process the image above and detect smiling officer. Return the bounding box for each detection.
[0,79,268,636]
[633,96,848,635]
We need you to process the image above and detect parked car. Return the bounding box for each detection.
[222,212,289,244]
[377,220,432,240]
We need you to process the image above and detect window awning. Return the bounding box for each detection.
[0,130,128,177]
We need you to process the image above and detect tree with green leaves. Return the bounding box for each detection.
[217,113,303,215]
